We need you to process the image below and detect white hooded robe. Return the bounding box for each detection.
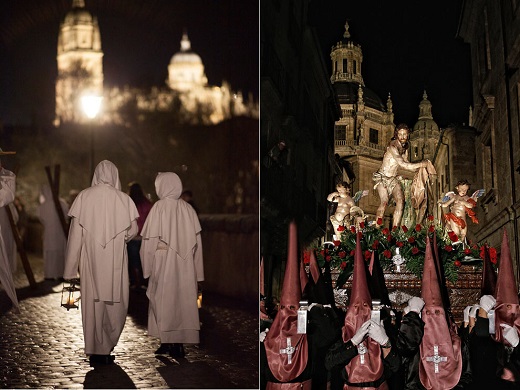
[140,172,204,344]
[64,160,138,355]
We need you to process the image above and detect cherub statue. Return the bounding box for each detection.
[327,181,368,239]
[438,179,484,245]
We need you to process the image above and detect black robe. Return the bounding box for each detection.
[469,316,520,389]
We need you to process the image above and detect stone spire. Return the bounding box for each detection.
[330,19,364,85]
[72,0,85,8]
[180,30,191,51]
[418,90,433,120]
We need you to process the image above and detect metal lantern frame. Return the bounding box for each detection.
[61,280,80,310]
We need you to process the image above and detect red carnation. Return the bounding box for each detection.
[377,217,383,225]
[396,241,404,247]
[427,215,434,221]
[333,240,341,247]
[350,226,356,233]
[445,245,453,252]
[464,248,471,255]
[448,231,459,242]
[338,251,346,259]
[337,225,345,232]
[340,261,347,270]
[402,225,409,233]
[364,250,371,260]
[428,225,435,233]
[392,226,398,232]
[325,255,331,262]
[479,246,485,259]
[454,260,462,267]
[303,251,311,264]
[408,236,415,243]
[350,250,355,256]
[489,247,497,264]
[383,249,392,259]
[320,250,325,257]
[372,240,379,249]
[382,228,390,236]
[411,247,419,255]
[386,234,393,242]
[415,224,422,232]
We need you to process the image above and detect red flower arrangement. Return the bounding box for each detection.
[313,214,496,288]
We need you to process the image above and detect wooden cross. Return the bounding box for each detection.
[279,337,296,364]
[425,345,447,373]
[45,165,69,237]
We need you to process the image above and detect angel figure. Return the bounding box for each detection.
[438,179,484,244]
[327,181,368,239]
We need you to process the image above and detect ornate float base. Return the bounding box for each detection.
[332,265,482,323]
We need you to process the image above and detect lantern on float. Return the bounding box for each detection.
[61,279,80,310]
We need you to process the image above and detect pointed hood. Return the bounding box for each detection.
[300,255,309,295]
[341,233,384,384]
[306,250,331,305]
[480,245,497,297]
[366,250,391,307]
[494,229,520,346]
[419,236,462,390]
[433,232,454,326]
[264,222,308,382]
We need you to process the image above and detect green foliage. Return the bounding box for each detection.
[313,216,496,286]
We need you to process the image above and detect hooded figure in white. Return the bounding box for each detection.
[64,160,138,360]
[140,172,204,356]
[38,184,69,279]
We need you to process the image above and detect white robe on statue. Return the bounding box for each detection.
[0,168,19,312]
[140,172,204,344]
[38,184,69,279]
[64,160,138,356]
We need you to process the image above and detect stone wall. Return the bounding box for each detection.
[24,213,259,305]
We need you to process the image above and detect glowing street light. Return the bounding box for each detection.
[81,94,103,178]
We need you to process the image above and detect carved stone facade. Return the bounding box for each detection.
[458,1,520,280]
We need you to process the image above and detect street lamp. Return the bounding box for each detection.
[81,94,103,178]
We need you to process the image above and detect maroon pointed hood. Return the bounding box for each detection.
[264,221,308,382]
[341,233,384,385]
[494,229,520,346]
[419,236,462,390]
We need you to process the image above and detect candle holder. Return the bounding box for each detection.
[61,279,80,311]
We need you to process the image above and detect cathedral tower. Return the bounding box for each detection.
[330,20,395,224]
[167,31,208,91]
[55,0,103,126]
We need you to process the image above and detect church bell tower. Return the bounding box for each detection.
[55,0,104,126]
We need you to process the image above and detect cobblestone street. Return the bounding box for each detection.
[0,254,259,389]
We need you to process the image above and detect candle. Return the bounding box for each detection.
[68,296,76,306]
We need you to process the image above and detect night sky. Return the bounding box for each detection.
[0,0,259,126]
[308,0,472,128]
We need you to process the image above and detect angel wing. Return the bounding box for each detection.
[353,190,369,203]
[471,189,485,200]
[441,191,455,203]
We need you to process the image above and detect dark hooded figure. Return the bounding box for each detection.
[469,229,520,388]
[325,233,400,389]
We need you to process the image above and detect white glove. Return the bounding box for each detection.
[408,297,425,314]
[469,304,480,319]
[500,323,519,348]
[368,320,389,346]
[351,320,371,346]
[260,328,269,343]
[463,306,472,323]
[479,295,496,313]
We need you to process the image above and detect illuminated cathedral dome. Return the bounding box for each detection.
[167,32,208,91]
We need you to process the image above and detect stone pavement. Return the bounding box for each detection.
[0,254,259,389]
